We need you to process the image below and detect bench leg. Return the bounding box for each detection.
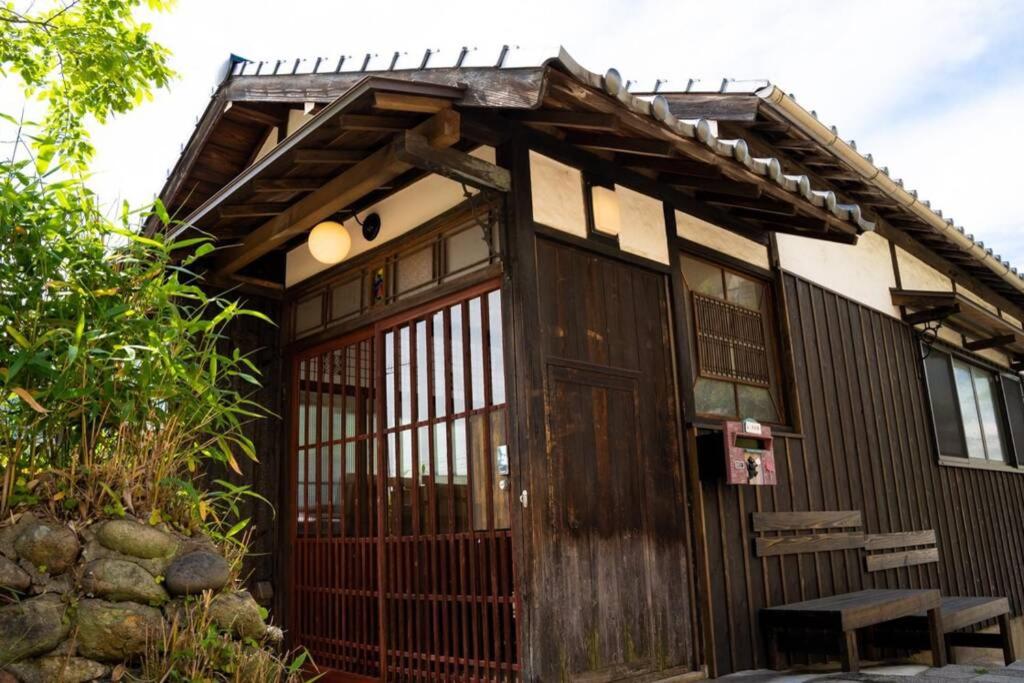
[841,630,859,673]
[928,607,947,668]
[765,624,781,671]
[999,613,1016,665]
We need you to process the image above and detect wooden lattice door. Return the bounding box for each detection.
[292,280,519,682]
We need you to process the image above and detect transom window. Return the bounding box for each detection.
[681,254,785,424]
[923,349,1021,464]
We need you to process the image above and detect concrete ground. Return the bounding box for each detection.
[715,661,1024,683]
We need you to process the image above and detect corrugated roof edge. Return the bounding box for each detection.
[749,84,1024,296]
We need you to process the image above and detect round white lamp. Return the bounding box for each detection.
[308,220,351,265]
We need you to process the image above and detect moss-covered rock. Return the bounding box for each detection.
[80,559,168,605]
[12,523,79,575]
[0,595,70,664]
[95,520,178,560]
[79,538,170,578]
[165,551,229,596]
[5,655,109,683]
[74,599,165,661]
[0,556,31,593]
[209,591,268,640]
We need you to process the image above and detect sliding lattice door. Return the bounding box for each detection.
[292,281,518,682]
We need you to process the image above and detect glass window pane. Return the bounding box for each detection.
[681,256,724,298]
[469,297,486,410]
[973,368,1006,462]
[924,351,966,457]
[295,295,323,336]
[725,272,762,310]
[451,305,466,413]
[737,384,778,422]
[446,224,490,276]
[396,246,434,298]
[330,277,362,321]
[432,312,447,418]
[488,290,506,405]
[694,377,736,417]
[953,360,986,459]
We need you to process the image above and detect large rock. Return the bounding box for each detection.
[209,591,268,640]
[94,520,177,560]
[13,523,79,575]
[164,551,229,596]
[80,539,170,578]
[0,556,30,593]
[5,656,109,683]
[74,599,164,661]
[0,594,70,664]
[0,514,37,562]
[80,559,168,605]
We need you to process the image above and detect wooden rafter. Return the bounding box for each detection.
[213,109,461,276]
[219,203,289,218]
[373,91,453,113]
[252,178,323,193]
[397,135,510,192]
[293,149,366,165]
[515,110,619,131]
[963,334,1017,352]
[567,132,676,157]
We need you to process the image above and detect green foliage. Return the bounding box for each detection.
[145,594,315,682]
[1,0,175,171]
[0,156,271,531]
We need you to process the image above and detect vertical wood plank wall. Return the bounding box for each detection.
[703,271,1024,675]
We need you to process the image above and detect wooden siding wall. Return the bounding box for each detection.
[703,272,1024,675]
[210,294,285,604]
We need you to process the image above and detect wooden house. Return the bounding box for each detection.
[153,47,1024,681]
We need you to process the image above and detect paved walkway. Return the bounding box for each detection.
[717,662,1024,683]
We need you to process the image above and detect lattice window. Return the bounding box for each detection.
[693,293,771,387]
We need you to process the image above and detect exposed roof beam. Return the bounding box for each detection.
[219,203,289,218]
[223,102,281,127]
[213,109,460,276]
[668,177,761,199]
[963,334,1017,352]
[293,149,366,165]
[337,114,419,132]
[514,110,620,131]
[696,192,797,216]
[252,178,323,193]
[397,135,511,192]
[372,91,452,113]
[903,304,960,325]
[567,132,676,157]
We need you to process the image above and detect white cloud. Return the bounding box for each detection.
[78,0,1023,265]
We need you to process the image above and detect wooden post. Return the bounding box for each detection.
[999,613,1016,665]
[840,630,859,673]
[927,607,947,668]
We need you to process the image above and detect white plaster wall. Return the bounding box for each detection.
[529,151,587,238]
[285,146,495,287]
[675,210,770,269]
[896,246,953,292]
[776,231,899,317]
[617,185,668,265]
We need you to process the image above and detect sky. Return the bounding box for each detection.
[68,0,1024,268]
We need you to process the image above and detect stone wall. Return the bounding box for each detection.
[0,513,278,682]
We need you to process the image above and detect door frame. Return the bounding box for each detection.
[286,275,520,681]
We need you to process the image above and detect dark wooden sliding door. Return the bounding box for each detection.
[292,280,519,682]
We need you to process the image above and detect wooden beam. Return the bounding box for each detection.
[337,114,419,132]
[622,157,721,178]
[214,109,460,275]
[903,304,960,325]
[224,102,282,128]
[397,135,511,192]
[219,203,289,218]
[696,192,797,216]
[567,132,676,157]
[252,178,323,193]
[515,110,620,131]
[668,177,761,199]
[963,334,1017,352]
[373,92,452,114]
[293,149,366,165]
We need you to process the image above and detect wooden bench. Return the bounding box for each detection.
[754,511,947,672]
[864,530,1015,665]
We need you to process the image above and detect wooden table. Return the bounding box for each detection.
[760,589,945,672]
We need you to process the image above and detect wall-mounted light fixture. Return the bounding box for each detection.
[308,220,352,264]
[590,184,621,238]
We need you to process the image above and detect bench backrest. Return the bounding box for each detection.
[863,530,939,572]
[752,510,865,557]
